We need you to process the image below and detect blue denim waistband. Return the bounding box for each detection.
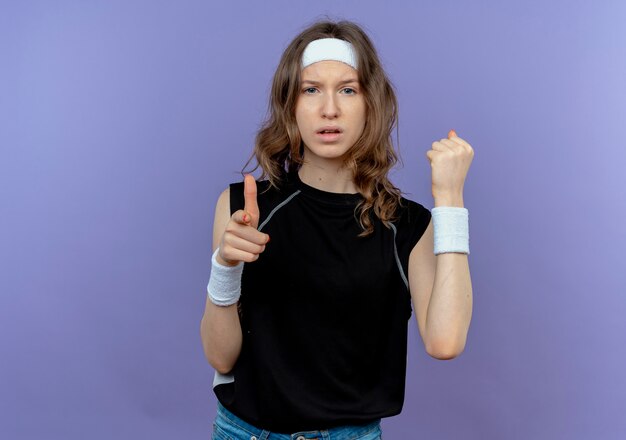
[215,401,382,439]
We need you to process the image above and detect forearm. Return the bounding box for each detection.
[426,194,473,358]
[200,299,243,374]
[425,252,473,357]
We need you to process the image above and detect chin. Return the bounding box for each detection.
[304,141,350,155]
[308,149,351,162]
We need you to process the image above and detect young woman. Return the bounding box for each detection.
[201,19,474,440]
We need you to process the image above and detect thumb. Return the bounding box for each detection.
[448,129,457,140]
[243,174,260,229]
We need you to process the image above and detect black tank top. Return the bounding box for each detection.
[213,171,431,432]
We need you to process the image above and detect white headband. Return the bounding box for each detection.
[301,38,358,70]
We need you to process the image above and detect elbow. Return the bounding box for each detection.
[200,327,234,374]
[211,360,235,375]
[203,348,237,375]
[427,349,461,360]
[426,340,465,360]
[201,336,238,375]
[199,311,242,375]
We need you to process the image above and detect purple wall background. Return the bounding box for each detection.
[2,1,625,439]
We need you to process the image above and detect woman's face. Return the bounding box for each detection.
[295,60,366,165]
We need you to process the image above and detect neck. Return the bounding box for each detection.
[298,159,357,194]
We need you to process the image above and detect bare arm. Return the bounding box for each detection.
[414,131,474,359]
[200,177,269,374]
[408,200,473,359]
[200,187,243,374]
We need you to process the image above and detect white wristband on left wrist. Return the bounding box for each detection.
[431,207,470,255]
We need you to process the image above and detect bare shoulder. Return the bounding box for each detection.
[215,187,230,210]
[212,187,231,252]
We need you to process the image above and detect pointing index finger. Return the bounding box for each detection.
[243,174,260,229]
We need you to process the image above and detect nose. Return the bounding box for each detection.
[321,93,339,118]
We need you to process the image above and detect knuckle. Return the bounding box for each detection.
[222,232,233,244]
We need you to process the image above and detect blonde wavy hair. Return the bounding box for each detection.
[243,19,403,237]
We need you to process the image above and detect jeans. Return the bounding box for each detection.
[212,401,383,440]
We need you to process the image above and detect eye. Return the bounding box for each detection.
[341,87,357,95]
[303,87,317,94]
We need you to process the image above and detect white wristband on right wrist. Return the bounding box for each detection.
[207,248,244,306]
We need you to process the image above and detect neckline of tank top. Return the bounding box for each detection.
[286,171,364,206]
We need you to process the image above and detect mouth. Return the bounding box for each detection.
[316,127,343,134]
[316,130,343,142]
[316,126,343,142]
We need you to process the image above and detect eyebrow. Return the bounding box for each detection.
[301,78,359,86]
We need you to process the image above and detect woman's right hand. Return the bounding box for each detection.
[216,174,270,266]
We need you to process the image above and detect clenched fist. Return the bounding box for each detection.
[426,129,474,203]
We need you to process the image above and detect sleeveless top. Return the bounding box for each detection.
[212,171,431,433]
